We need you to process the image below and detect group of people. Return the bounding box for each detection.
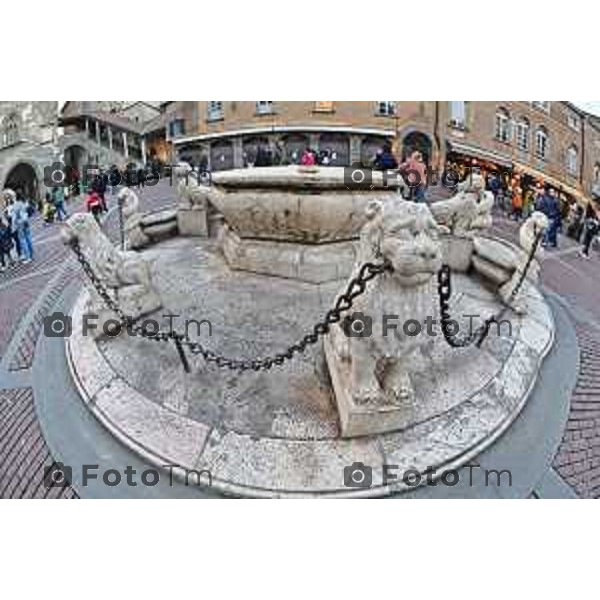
[0,190,35,270]
[491,177,600,258]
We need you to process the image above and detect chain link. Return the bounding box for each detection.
[117,195,125,251]
[437,230,544,348]
[67,238,391,372]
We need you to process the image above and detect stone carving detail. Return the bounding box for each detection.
[117,187,150,249]
[175,162,209,236]
[62,213,162,338]
[498,211,549,313]
[430,173,494,236]
[325,200,442,437]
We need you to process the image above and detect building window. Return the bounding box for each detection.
[449,101,466,128]
[566,145,578,175]
[314,101,334,112]
[207,101,224,121]
[168,119,185,138]
[594,163,600,184]
[531,101,550,112]
[567,113,581,132]
[376,101,396,116]
[256,101,273,115]
[535,127,549,160]
[3,114,20,146]
[516,118,530,151]
[494,108,511,143]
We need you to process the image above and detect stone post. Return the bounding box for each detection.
[233,137,243,169]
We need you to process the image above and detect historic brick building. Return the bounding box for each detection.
[0,101,59,206]
[170,101,600,206]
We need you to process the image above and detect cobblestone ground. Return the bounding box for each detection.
[0,181,176,498]
[0,181,598,498]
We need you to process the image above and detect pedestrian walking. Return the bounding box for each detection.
[13,192,34,262]
[0,216,14,271]
[6,194,21,259]
[86,188,103,223]
[536,187,561,248]
[579,208,600,259]
[51,187,68,221]
[511,187,523,221]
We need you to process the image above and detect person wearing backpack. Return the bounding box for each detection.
[579,207,600,259]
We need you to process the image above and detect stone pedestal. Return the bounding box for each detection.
[219,224,356,283]
[324,336,407,437]
[177,207,208,237]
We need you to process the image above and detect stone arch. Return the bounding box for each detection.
[281,133,309,164]
[3,161,40,201]
[360,135,388,166]
[242,135,270,166]
[210,140,234,171]
[319,133,350,166]
[401,130,432,164]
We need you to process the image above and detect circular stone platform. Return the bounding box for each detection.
[66,237,554,497]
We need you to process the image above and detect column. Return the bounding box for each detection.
[85,118,89,136]
[350,134,362,164]
[95,121,100,145]
[108,127,113,151]
[141,137,147,165]
[123,132,129,159]
[233,136,243,169]
[309,133,320,153]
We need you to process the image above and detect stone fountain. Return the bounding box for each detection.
[64,166,555,497]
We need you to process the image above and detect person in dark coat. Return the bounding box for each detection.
[536,187,561,248]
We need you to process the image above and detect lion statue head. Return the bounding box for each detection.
[359,199,442,286]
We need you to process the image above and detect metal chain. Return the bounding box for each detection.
[117,196,125,251]
[437,230,544,348]
[67,238,391,372]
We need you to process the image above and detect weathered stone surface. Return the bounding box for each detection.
[68,236,555,497]
[325,200,445,437]
[62,212,162,339]
[118,187,150,249]
[218,224,356,283]
[430,173,494,237]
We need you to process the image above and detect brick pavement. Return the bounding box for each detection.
[0,388,78,498]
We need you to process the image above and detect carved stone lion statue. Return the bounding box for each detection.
[174,162,211,236]
[498,210,549,313]
[325,200,442,423]
[174,162,211,209]
[429,173,494,236]
[117,187,150,249]
[62,213,162,338]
